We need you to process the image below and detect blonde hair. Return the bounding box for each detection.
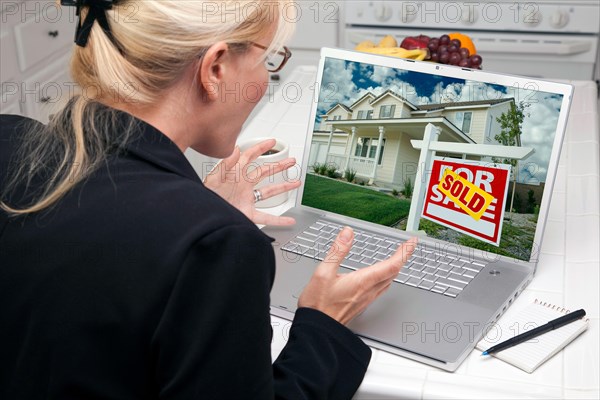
[1,0,296,215]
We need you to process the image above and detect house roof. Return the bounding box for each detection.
[370,89,418,110]
[349,92,376,109]
[326,93,515,116]
[416,98,514,111]
[324,103,352,115]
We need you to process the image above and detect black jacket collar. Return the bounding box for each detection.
[117,110,203,184]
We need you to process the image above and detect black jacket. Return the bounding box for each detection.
[0,112,371,399]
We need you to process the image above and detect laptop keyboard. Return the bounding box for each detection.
[281,220,486,298]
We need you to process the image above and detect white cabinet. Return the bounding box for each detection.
[14,5,74,71]
[273,1,341,82]
[288,1,339,50]
[24,53,73,123]
[0,28,19,83]
[1,1,75,121]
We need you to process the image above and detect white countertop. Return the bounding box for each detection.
[238,66,600,399]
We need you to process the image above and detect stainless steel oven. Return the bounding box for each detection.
[341,1,600,81]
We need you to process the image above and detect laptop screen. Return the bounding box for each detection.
[301,54,570,263]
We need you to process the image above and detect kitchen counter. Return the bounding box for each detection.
[238,66,600,399]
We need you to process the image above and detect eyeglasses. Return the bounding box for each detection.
[250,43,292,73]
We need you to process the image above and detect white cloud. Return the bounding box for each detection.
[518,92,561,184]
[319,59,357,112]
[359,63,372,79]
[316,59,562,184]
[370,65,397,84]
[348,86,384,105]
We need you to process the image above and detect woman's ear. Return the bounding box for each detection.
[197,42,230,101]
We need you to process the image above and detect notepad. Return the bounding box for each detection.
[476,299,589,373]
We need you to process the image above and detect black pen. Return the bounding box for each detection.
[482,309,586,356]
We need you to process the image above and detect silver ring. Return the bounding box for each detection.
[253,189,263,203]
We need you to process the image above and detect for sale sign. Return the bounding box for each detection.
[422,158,511,246]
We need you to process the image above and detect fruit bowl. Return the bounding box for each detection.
[355,32,483,69]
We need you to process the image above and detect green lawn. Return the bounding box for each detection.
[302,174,411,226]
[418,216,535,261]
[456,221,535,260]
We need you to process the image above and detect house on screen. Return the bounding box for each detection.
[310,89,515,188]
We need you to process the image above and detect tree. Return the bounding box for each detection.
[492,101,530,218]
[492,101,530,166]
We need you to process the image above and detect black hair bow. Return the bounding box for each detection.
[61,0,122,50]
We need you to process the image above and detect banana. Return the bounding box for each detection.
[412,49,428,61]
[355,40,376,52]
[355,46,429,61]
[378,35,398,48]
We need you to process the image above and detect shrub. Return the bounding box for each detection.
[401,178,413,198]
[326,165,338,178]
[532,204,541,222]
[526,189,536,213]
[344,168,357,183]
[418,219,443,235]
[391,189,399,197]
[312,163,328,175]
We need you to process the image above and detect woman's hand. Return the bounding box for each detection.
[203,139,301,226]
[298,228,418,326]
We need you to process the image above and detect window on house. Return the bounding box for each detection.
[455,111,473,134]
[366,110,373,119]
[369,139,386,164]
[354,137,385,165]
[379,104,396,119]
[354,137,370,158]
[357,110,364,119]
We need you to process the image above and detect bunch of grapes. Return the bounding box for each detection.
[427,35,482,69]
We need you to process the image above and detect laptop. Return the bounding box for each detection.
[263,47,573,371]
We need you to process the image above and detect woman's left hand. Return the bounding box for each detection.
[203,139,301,226]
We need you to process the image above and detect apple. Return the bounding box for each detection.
[400,36,429,50]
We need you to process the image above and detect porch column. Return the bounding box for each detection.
[344,126,357,171]
[325,125,334,166]
[369,126,385,184]
[406,123,440,233]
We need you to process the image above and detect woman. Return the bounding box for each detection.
[0,1,416,398]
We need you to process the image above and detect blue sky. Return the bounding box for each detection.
[316,58,564,184]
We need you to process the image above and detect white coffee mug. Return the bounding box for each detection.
[237,137,290,208]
